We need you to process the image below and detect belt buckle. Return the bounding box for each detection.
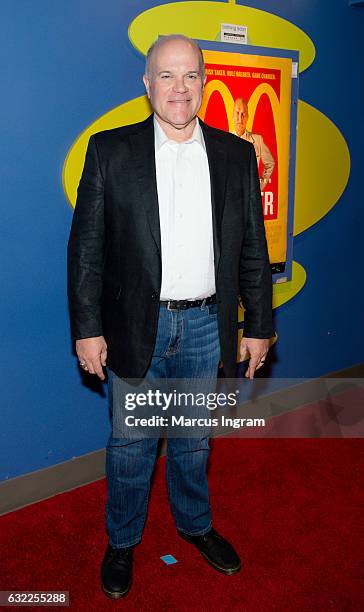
[166,300,178,311]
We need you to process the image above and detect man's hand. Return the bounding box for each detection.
[239,337,270,379]
[76,336,107,381]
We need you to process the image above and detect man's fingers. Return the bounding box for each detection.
[245,354,267,378]
[86,361,96,375]
[245,364,254,379]
[255,353,267,370]
[248,356,260,376]
[93,359,105,380]
[85,357,105,380]
[241,337,270,378]
[76,337,107,380]
[100,347,107,367]
[78,355,105,380]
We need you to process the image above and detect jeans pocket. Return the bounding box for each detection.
[207,302,218,317]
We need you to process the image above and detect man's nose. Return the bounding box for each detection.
[173,76,188,92]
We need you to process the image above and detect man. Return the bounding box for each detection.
[232,97,275,191]
[68,35,274,599]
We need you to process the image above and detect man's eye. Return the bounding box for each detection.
[161,74,171,79]
[187,74,198,80]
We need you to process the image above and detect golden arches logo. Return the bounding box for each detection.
[248,84,279,132]
[200,79,280,135]
[199,80,234,130]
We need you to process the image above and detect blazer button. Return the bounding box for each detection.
[151,292,159,300]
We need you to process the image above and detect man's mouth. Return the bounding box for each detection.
[168,99,191,103]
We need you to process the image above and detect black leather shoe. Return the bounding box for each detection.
[177,527,241,575]
[101,544,133,599]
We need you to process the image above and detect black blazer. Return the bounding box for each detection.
[67,115,274,378]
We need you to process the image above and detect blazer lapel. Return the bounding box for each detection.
[129,115,161,255]
[200,120,227,273]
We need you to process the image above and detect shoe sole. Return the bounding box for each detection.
[101,582,131,599]
[200,550,241,575]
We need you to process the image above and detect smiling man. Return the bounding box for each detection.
[68,34,274,599]
[143,36,205,139]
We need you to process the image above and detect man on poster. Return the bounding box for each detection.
[232,97,275,191]
[68,34,273,599]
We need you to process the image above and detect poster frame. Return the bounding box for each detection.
[196,39,299,284]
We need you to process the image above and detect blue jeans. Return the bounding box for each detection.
[106,301,220,548]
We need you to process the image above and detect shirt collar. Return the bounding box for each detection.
[154,116,206,152]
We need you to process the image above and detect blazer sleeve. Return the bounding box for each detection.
[239,146,274,339]
[67,135,105,340]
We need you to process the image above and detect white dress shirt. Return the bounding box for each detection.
[154,117,215,300]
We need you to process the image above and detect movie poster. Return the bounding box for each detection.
[198,49,295,281]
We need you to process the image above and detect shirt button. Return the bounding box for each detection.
[151,292,159,300]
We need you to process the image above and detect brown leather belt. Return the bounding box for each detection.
[160,294,216,311]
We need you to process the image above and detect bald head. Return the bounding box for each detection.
[145,34,205,81]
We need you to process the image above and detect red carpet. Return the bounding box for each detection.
[1,439,363,611]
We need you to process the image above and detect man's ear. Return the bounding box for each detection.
[143,74,150,99]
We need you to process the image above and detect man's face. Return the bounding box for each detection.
[233,99,249,137]
[143,39,206,132]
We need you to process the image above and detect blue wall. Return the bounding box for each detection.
[1,0,363,480]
